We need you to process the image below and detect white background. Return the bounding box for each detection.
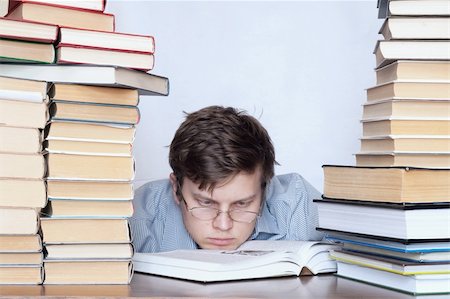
[105,0,382,191]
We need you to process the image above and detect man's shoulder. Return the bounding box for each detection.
[267,173,320,203]
[133,178,173,213]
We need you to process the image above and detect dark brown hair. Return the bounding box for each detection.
[169,106,276,191]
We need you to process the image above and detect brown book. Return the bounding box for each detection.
[46,153,134,181]
[0,207,39,234]
[40,218,131,243]
[43,199,133,218]
[0,75,50,102]
[0,153,45,179]
[360,136,450,153]
[355,152,450,168]
[6,1,115,31]
[362,119,450,137]
[45,243,133,260]
[47,180,133,200]
[374,40,450,68]
[0,266,43,284]
[376,61,450,85]
[49,101,140,125]
[56,45,155,71]
[0,38,54,64]
[379,17,450,40]
[323,165,450,203]
[0,126,42,154]
[366,82,450,102]
[0,252,43,265]
[0,179,46,208]
[43,260,132,284]
[45,121,136,144]
[0,100,48,128]
[362,100,450,120]
[51,83,139,106]
[44,139,132,157]
[0,235,42,253]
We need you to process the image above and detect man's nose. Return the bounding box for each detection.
[212,211,233,231]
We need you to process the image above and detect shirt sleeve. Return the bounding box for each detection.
[129,180,169,253]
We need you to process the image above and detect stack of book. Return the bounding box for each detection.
[40,82,138,285]
[2,0,155,70]
[0,0,170,285]
[315,0,450,295]
[0,76,50,284]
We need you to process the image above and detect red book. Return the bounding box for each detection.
[0,18,58,43]
[9,0,106,12]
[59,27,155,54]
[56,45,155,71]
[6,1,114,31]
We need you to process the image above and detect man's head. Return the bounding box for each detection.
[169,106,276,249]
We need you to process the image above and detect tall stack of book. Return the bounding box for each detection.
[0,0,169,284]
[315,0,450,295]
[0,76,50,284]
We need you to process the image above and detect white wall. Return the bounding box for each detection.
[105,0,382,191]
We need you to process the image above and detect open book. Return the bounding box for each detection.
[133,240,339,282]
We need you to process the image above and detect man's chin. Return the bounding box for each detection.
[200,238,241,250]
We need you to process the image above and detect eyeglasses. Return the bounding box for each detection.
[177,188,261,223]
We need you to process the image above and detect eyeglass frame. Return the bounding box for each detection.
[175,182,263,224]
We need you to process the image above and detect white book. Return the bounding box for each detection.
[337,261,450,295]
[133,240,339,282]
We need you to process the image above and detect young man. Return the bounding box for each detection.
[131,106,323,253]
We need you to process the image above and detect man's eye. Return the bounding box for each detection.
[234,201,251,209]
[197,199,213,207]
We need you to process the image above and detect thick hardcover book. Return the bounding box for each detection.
[0,18,58,43]
[56,45,155,71]
[6,1,115,31]
[362,119,450,137]
[43,260,133,284]
[379,17,450,40]
[40,218,131,244]
[374,40,450,68]
[0,64,169,96]
[0,75,50,103]
[360,136,450,153]
[336,262,450,295]
[0,38,54,64]
[0,126,42,154]
[46,153,135,181]
[315,198,450,240]
[49,100,140,125]
[322,165,450,203]
[0,179,46,208]
[45,120,136,144]
[51,83,139,106]
[59,27,155,54]
[134,240,339,282]
[47,180,134,201]
[375,61,450,84]
[355,152,450,168]
[0,99,48,128]
[9,0,106,12]
[366,81,450,102]
[330,249,450,275]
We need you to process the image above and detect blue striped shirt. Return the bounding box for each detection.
[130,173,324,253]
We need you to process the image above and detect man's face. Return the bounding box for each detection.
[170,170,263,250]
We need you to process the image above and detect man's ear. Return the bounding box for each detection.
[169,173,181,205]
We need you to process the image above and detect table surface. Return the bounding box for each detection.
[0,272,447,298]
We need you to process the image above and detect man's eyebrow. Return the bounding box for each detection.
[191,193,258,202]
